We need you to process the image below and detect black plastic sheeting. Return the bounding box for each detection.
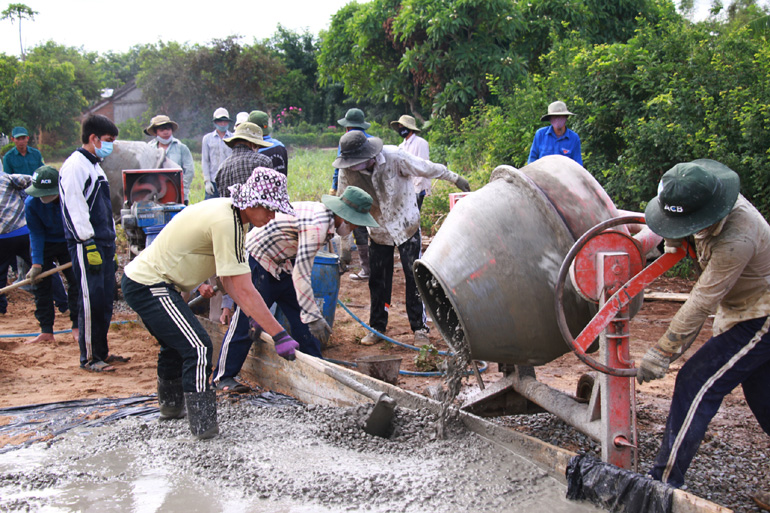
[566,453,673,513]
[0,391,299,454]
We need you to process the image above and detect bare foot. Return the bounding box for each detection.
[26,333,55,344]
[71,328,79,342]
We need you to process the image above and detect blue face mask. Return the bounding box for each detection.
[95,140,113,159]
[214,122,229,133]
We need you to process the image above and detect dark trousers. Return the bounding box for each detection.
[650,316,770,487]
[52,273,68,309]
[122,275,213,393]
[368,230,427,333]
[204,182,219,200]
[33,242,79,333]
[0,234,31,313]
[353,226,370,273]
[416,191,427,210]
[213,258,322,383]
[68,239,115,367]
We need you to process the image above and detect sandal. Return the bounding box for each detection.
[81,361,116,372]
[215,377,250,394]
[105,354,131,363]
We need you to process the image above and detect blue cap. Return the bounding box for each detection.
[12,126,28,138]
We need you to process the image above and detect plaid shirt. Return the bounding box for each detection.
[0,173,32,234]
[215,145,273,197]
[245,202,335,324]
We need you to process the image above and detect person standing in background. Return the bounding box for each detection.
[3,126,44,176]
[249,110,288,176]
[390,115,431,210]
[201,108,233,199]
[145,115,195,204]
[527,101,583,166]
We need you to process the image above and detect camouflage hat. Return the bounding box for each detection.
[229,167,294,215]
[223,122,271,148]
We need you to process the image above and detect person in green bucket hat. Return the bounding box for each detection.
[641,160,770,508]
[213,186,378,394]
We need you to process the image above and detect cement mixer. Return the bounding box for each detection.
[414,155,693,469]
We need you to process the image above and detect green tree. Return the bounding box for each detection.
[1,3,38,59]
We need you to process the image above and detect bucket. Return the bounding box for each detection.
[355,355,402,385]
[143,224,165,246]
[414,156,623,366]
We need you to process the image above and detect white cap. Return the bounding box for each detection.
[213,107,231,121]
[234,111,249,127]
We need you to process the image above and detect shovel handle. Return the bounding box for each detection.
[0,262,73,294]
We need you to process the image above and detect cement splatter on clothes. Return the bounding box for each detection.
[0,397,603,512]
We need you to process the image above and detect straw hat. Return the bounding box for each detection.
[322,186,378,227]
[645,159,740,239]
[540,101,575,122]
[223,122,271,148]
[390,115,420,132]
[144,115,179,136]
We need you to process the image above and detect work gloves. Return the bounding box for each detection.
[308,318,332,346]
[25,265,42,284]
[83,239,103,273]
[637,344,674,384]
[248,318,263,343]
[455,177,471,192]
[273,330,299,361]
[205,181,216,196]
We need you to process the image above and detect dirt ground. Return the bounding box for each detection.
[0,240,765,464]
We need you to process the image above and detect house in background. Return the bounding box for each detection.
[85,79,147,125]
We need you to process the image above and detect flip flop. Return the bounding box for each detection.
[215,377,250,394]
[81,361,116,372]
[105,354,131,363]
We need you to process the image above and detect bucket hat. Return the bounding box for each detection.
[322,186,379,227]
[540,101,575,122]
[645,159,740,239]
[144,115,179,136]
[11,126,28,138]
[332,131,383,169]
[337,108,371,130]
[229,167,294,215]
[25,165,59,197]
[223,122,271,148]
[213,107,232,122]
[390,115,420,132]
[248,110,271,136]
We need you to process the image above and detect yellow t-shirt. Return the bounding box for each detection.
[124,198,250,291]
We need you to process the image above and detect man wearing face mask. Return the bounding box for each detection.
[335,131,471,346]
[390,115,431,210]
[201,108,234,199]
[213,186,378,393]
[59,115,121,373]
[24,165,80,344]
[527,101,583,166]
[145,115,195,204]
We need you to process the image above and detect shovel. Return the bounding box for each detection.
[259,331,396,438]
[0,262,73,294]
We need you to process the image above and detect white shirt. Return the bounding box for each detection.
[201,129,233,183]
[399,133,431,194]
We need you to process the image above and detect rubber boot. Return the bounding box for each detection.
[157,377,185,420]
[184,390,219,440]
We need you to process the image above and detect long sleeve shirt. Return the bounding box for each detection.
[201,130,233,183]
[527,126,583,166]
[339,146,460,246]
[215,145,273,197]
[24,196,66,265]
[663,196,770,349]
[258,136,288,176]
[0,173,32,236]
[59,148,115,243]
[149,138,195,202]
[245,202,334,324]
[399,133,431,194]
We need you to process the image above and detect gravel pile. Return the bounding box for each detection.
[495,405,768,512]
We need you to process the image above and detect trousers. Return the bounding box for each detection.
[33,242,79,332]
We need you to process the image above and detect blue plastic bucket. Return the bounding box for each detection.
[144,224,165,246]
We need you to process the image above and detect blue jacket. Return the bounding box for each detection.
[527,126,583,166]
[25,195,66,265]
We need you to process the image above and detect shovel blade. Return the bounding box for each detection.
[363,395,396,438]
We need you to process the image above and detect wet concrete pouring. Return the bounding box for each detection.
[0,393,602,513]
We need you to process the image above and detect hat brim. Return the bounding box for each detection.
[224,135,272,148]
[322,194,379,227]
[214,117,233,122]
[337,117,371,130]
[390,120,420,132]
[331,137,383,169]
[144,120,180,136]
[540,112,575,122]
[25,185,58,198]
[645,159,740,239]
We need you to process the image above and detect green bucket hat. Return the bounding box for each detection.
[337,108,371,130]
[248,110,271,136]
[331,131,383,169]
[645,159,740,239]
[25,165,60,197]
[223,122,271,148]
[322,186,379,227]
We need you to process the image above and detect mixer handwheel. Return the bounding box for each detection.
[554,215,695,377]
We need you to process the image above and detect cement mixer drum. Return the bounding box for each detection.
[415,156,621,366]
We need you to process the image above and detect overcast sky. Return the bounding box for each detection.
[0,0,357,57]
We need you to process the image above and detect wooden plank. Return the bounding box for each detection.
[644,291,690,302]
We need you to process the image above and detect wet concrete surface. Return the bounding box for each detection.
[0,396,604,512]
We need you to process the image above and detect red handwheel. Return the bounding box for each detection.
[554,215,695,376]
